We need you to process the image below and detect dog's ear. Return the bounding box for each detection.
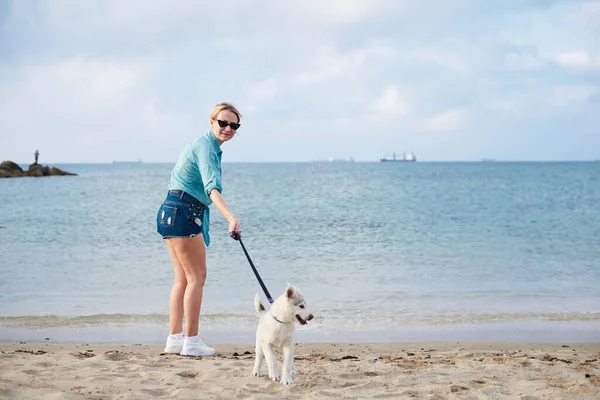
[286,285,296,299]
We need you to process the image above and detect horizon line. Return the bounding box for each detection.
[4,159,600,165]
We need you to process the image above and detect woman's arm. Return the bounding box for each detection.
[209,189,240,235]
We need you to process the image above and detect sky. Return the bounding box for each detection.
[0,0,599,163]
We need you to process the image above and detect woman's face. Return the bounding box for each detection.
[210,110,240,145]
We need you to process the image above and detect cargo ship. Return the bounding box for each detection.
[380,152,417,162]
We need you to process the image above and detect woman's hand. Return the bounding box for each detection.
[209,189,241,239]
[228,216,241,237]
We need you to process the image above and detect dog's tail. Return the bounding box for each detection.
[254,294,266,316]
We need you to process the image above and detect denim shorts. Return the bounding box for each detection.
[156,190,205,239]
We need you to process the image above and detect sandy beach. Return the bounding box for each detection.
[1,341,598,399]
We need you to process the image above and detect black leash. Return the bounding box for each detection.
[230,232,274,304]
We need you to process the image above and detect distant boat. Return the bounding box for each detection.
[112,159,143,164]
[380,152,417,162]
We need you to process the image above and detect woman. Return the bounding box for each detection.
[156,102,242,356]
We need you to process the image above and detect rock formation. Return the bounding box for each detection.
[0,160,77,178]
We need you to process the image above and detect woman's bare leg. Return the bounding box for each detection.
[166,239,187,335]
[168,235,207,337]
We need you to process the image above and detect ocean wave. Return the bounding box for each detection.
[0,313,256,328]
[1,311,598,329]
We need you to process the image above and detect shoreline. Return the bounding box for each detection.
[2,319,600,347]
[2,341,599,399]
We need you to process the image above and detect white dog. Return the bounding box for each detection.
[251,284,314,385]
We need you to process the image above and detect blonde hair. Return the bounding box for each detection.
[210,102,242,123]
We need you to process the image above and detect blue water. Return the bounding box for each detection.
[1,162,599,344]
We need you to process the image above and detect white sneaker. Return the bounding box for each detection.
[180,337,216,357]
[163,335,184,354]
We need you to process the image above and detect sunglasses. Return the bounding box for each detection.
[216,119,241,130]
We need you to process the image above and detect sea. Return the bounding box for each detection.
[1,161,599,345]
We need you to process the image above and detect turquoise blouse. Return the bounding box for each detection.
[169,131,222,246]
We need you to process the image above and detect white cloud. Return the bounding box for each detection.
[581,1,600,18]
[236,39,397,115]
[7,0,243,41]
[548,85,598,107]
[290,0,403,23]
[555,50,600,69]
[370,85,410,117]
[407,48,470,73]
[292,40,395,86]
[1,58,149,122]
[568,1,600,21]
[292,48,367,86]
[423,109,468,132]
[0,57,191,162]
[242,79,280,112]
[58,57,146,98]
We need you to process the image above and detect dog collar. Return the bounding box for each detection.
[270,312,290,324]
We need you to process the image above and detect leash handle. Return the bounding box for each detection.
[230,232,274,304]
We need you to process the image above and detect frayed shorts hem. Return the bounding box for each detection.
[161,233,201,239]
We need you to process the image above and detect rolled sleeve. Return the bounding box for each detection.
[197,146,222,198]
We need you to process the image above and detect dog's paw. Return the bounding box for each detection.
[251,369,261,377]
[281,377,294,385]
[269,373,280,382]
